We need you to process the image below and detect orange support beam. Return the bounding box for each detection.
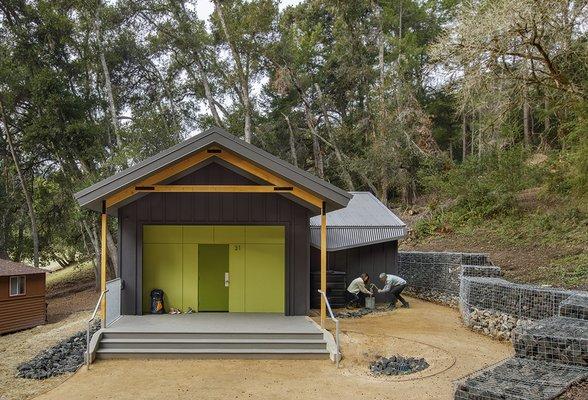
[320,201,327,328]
[100,201,107,327]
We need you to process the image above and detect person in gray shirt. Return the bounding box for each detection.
[377,273,409,309]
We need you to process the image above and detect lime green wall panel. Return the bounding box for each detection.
[246,226,285,244]
[245,243,285,313]
[198,244,229,311]
[143,225,182,244]
[214,226,245,244]
[182,244,198,312]
[142,243,183,313]
[228,244,245,312]
[143,225,285,314]
[183,226,213,244]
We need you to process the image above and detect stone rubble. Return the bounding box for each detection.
[370,355,429,376]
[462,306,523,341]
[17,323,99,380]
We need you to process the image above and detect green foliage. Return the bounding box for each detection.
[422,148,535,220]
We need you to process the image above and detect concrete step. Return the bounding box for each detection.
[512,316,587,366]
[100,338,327,350]
[95,347,330,360]
[102,331,324,341]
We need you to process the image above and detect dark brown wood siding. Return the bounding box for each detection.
[310,241,398,303]
[0,273,46,334]
[118,162,311,316]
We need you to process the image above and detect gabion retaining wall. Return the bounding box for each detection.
[398,251,492,305]
[459,277,583,321]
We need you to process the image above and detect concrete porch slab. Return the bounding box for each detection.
[104,313,322,334]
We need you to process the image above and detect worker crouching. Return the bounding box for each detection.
[344,273,373,308]
[377,273,410,309]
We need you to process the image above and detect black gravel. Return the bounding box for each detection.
[17,322,99,380]
[370,355,430,376]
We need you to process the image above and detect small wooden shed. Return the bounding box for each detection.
[0,259,46,334]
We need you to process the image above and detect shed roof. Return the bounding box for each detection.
[309,192,406,251]
[75,127,351,215]
[0,259,46,276]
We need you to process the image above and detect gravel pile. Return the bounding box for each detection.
[463,307,521,341]
[370,355,429,376]
[17,323,99,380]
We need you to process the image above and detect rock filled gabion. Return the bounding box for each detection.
[370,355,429,376]
[559,294,588,320]
[512,316,588,367]
[17,324,99,380]
[462,307,521,341]
[454,358,588,400]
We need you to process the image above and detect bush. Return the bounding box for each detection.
[421,147,535,221]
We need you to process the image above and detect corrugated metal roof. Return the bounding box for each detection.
[75,127,351,214]
[310,192,406,251]
[0,259,46,276]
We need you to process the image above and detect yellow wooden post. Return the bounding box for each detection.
[100,201,107,327]
[320,202,327,328]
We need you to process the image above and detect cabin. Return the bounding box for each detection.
[0,259,46,335]
[75,127,404,361]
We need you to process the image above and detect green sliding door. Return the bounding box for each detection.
[198,244,229,311]
[143,225,284,313]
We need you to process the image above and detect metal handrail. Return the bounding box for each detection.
[317,290,340,367]
[86,289,108,369]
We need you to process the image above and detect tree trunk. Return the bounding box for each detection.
[314,83,354,190]
[213,0,252,142]
[523,96,531,148]
[95,15,122,149]
[282,113,299,168]
[304,104,324,178]
[81,219,101,290]
[0,101,40,267]
[106,229,118,279]
[462,113,468,161]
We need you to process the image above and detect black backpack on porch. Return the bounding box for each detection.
[150,289,165,314]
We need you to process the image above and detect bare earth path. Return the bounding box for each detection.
[35,298,512,400]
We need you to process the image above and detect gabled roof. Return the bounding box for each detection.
[75,127,351,214]
[310,192,406,251]
[0,259,46,276]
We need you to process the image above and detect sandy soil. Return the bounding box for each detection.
[35,298,513,400]
[0,311,91,400]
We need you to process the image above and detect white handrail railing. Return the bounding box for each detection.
[86,289,108,369]
[317,289,340,367]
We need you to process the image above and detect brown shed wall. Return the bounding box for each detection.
[0,273,46,334]
[310,241,398,303]
[118,162,311,316]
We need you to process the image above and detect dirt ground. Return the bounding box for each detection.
[34,297,512,400]
[0,288,98,400]
[0,311,91,400]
